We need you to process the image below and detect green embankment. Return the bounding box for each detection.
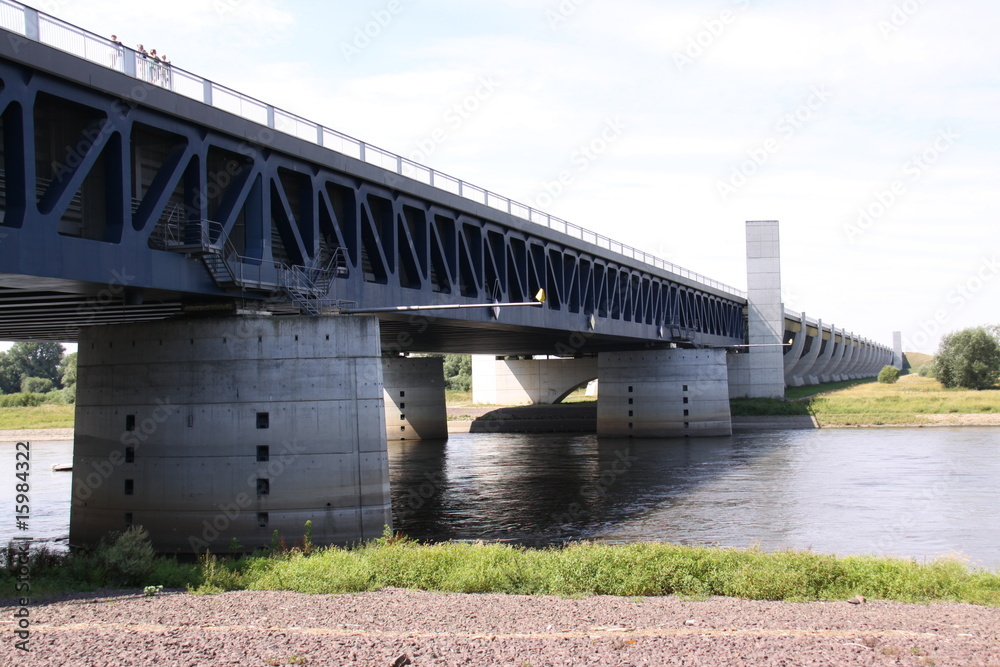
[4,533,999,606]
[0,403,74,429]
[732,374,1000,426]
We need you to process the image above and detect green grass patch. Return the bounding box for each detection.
[445,389,472,406]
[0,403,75,429]
[730,398,811,417]
[808,375,1000,425]
[5,533,1000,606]
[784,378,875,400]
[732,375,1000,425]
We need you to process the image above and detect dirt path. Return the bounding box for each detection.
[0,428,73,442]
[3,589,998,665]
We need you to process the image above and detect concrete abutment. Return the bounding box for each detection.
[471,355,598,405]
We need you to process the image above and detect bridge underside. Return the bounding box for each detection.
[0,278,722,356]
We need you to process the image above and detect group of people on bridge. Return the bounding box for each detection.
[110,35,172,90]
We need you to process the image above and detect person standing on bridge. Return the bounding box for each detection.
[110,35,123,70]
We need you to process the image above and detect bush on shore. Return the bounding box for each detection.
[877,365,901,384]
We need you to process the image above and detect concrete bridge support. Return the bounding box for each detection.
[598,349,731,438]
[471,355,598,405]
[70,315,391,553]
[743,220,786,398]
[785,316,824,387]
[819,330,849,383]
[893,332,904,370]
[382,356,448,441]
[782,311,808,385]
[807,326,837,385]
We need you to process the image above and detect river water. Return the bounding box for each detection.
[3,428,998,569]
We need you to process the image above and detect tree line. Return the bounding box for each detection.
[0,342,76,403]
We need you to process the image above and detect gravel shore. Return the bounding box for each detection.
[3,588,999,666]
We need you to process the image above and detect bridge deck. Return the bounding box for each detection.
[0,1,746,352]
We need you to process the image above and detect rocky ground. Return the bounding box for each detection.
[2,588,998,666]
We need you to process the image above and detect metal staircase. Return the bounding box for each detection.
[162,220,352,315]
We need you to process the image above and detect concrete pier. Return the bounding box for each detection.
[597,348,732,438]
[70,315,391,553]
[382,356,448,441]
[893,331,904,369]
[743,220,786,398]
[471,355,598,405]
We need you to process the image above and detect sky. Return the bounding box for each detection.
[23,0,1000,354]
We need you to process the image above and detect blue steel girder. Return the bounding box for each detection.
[0,35,746,351]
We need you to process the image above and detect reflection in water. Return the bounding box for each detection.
[389,433,791,545]
[5,429,999,568]
[391,428,1000,568]
[0,441,73,549]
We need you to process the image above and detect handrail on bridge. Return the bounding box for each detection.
[0,0,747,300]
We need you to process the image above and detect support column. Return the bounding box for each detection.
[598,348,731,438]
[893,331,904,370]
[832,334,854,381]
[807,325,836,385]
[382,356,448,441]
[472,355,598,405]
[744,220,785,398]
[70,315,391,553]
[842,338,861,379]
[860,341,876,378]
[837,334,859,381]
[782,312,808,386]
[789,318,824,386]
[820,329,848,383]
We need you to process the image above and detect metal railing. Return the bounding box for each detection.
[0,0,747,299]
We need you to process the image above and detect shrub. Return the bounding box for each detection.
[877,365,901,384]
[97,525,156,585]
[934,327,1000,390]
[443,354,472,392]
[0,392,47,407]
[20,376,54,394]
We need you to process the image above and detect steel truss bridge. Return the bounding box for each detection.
[0,1,747,354]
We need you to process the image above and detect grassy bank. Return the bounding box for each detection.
[0,403,74,429]
[5,533,1000,606]
[732,374,1000,426]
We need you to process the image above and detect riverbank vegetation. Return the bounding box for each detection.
[0,402,74,428]
[730,374,1000,425]
[4,528,999,606]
